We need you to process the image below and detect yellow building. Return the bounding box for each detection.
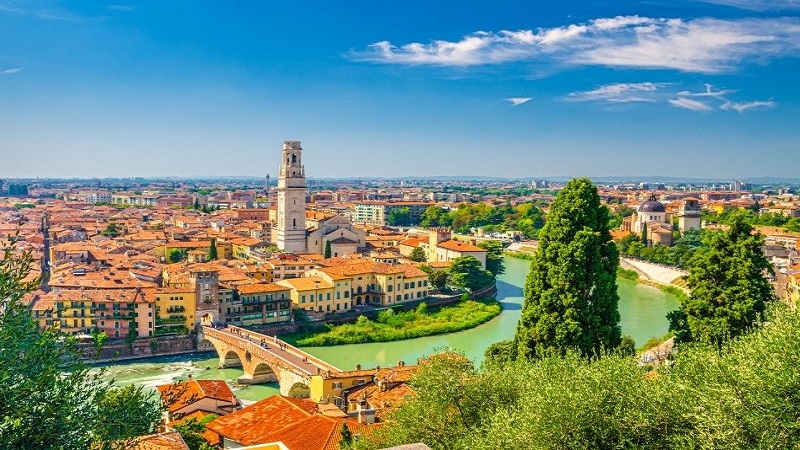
[306,261,429,308]
[276,276,335,313]
[309,368,376,407]
[152,288,196,333]
[234,283,293,326]
[788,270,800,306]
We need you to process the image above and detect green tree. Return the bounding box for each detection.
[514,178,621,359]
[409,246,427,262]
[208,238,218,261]
[419,206,452,227]
[387,207,412,227]
[0,241,162,449]
[102,222,121,238]
[339,422,354,448]
[169,248,187,263]
[173,415,218,450]
[91,329,108,359]
[428,270,449,291]
[641,222,648,246]
[668,214,775,346]
[448,256,494,292]
[324,240,332,258]
[477,240,506,276]
[193,198,200,210]
[93,385,163,446]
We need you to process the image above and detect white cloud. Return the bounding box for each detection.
[669,97,715,111]
[505,97,533,106]
[352,16,800,74]
[567,82,669,102]
[677,83,737,98]
[1,67,22,74]
[720,99,776,112]
[567,82,775,113]
[699,0,800,11]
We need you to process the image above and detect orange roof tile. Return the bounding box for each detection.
[205,396,318,446]
[156,380,238,414]
[436,240,486,253]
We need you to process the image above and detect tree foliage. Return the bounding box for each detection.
[173,415,217,450]
[409,246,427,262]
[0,241,162,449]
[428,270,448,291]
[515,178,621,359]
[386,207,413,227]
[169,248,188,263]
[668,214,775,346]
[448,256,494,292]
[477,240,505,276]
[208,238,218,261]
[367,306,800,449]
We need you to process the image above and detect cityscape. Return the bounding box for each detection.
[2,1,800,450]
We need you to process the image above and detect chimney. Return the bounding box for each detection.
[355,364,361,370]
[357,407,376,425]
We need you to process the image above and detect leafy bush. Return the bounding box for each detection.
[296,300,501,346]
[364,305,800,449]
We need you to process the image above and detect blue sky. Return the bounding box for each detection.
[1,1,799,179]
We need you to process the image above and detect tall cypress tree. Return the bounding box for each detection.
[514,178,621,359]
[208,238,218,261]
[668,213,775,346]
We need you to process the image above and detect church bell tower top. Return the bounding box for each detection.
[283,141,302,150]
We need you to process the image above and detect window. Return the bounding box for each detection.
[301,295,306,303]
[332,381,342,389]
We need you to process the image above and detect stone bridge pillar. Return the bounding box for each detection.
[202,328,312,394]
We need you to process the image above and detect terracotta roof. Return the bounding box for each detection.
[236,283,291,295]
[205,396,318,446]
[111,431,189,450]
[156,380,238,414]
[277,276,334,291]
[436,240,486,253]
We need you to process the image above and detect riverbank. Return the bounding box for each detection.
[284,298,502,346]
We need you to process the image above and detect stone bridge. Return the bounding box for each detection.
[200,325,342,396]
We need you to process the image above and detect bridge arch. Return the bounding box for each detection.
[287,382,310,398]
[201,326,342,396]
[220,349,243,369]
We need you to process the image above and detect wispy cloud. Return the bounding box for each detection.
[0,2,99,22]
[1,67,22,74]
[569,82,776,113]
[505,97,532,106]
[668,97,715,111]
[351,16,800,74]
[699,0,800,11]
[720,99,776,112]
[567,82,669,103]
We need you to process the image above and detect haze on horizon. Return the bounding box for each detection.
[2,1,799,179]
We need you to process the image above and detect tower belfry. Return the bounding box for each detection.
[274,141,307,253]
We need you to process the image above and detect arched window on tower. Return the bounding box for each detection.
[292,154,297,164]
[293,218,296,229]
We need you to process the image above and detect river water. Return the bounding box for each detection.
[98,257,679,401]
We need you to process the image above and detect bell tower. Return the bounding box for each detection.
[274,141,307,253]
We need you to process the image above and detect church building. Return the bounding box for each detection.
[271,141,366,256]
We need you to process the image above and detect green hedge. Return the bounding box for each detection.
[293,300,502,346]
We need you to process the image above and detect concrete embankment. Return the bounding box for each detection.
[620,258,688,288]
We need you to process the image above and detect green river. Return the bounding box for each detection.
[99,257,680,401]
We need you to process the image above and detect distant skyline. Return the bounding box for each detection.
[2,1,799,179]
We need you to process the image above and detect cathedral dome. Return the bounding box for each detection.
[639,195,666,213]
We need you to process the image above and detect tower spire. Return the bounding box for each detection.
[273,141,307,253]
